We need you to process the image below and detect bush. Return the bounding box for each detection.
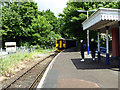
[100,37,106,47]
[35,44,40,49]
[46,31,62,48]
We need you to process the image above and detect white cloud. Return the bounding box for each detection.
[34,0,69,17]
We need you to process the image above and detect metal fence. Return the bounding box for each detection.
[0,46,38,57]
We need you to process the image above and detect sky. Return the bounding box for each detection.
[34,0,69,17]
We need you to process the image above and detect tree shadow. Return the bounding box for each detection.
[63,47,78,52]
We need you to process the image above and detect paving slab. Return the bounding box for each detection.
[37,48,119,89]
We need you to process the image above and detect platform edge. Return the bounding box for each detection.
[37,52,62,88]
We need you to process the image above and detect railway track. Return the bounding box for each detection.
[3,52,57,89]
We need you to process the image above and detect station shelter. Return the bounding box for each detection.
[82,8,120,69]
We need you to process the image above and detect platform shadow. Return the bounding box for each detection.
[63,47,78,52]
[71,58,119,70]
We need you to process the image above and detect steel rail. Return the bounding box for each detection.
[29,60,52,89]
[4,54,55,89]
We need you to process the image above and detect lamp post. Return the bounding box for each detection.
[77,10,96,55]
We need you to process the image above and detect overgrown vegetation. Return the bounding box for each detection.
[0,47,55,75]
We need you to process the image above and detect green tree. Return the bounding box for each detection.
[46,31,62,48]
[2,2,62,48]
[41,9,60,34]
[58,2,119,44]
[2,2,38,47]
[31,15,61,48]
[31,15,52,47]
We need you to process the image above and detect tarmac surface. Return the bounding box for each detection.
[37,48,119,89]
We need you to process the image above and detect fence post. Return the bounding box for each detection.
[1,48,2,54]
[24,46,25,52]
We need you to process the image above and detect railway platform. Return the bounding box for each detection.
[37,47,119,89]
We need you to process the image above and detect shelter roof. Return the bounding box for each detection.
[82,8,120,33]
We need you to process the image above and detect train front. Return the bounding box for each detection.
[56,39,66,52]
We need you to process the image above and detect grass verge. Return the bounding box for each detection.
[0,48,55,75]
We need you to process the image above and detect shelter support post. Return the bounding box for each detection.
[87,30,89,55]
[119,21,120,71]
[106,26,110,65]
[98,30,100,60]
